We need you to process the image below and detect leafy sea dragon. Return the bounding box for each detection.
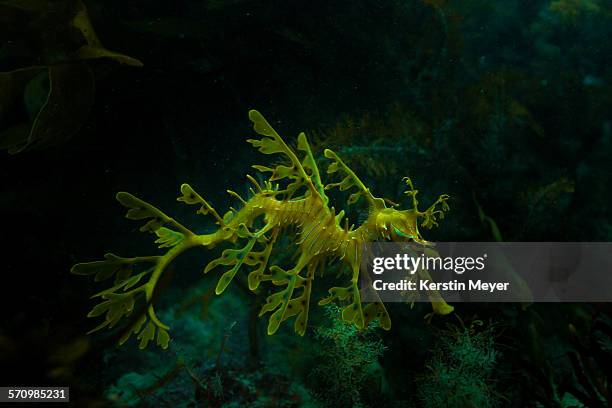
[71,110,453,349]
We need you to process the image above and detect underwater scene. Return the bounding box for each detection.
[1,0,612,406]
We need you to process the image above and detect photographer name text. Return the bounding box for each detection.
[372,279,510,293]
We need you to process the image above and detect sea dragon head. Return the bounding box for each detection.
[373,177,450,244]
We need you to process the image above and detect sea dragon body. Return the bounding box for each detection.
[72,110,452,349]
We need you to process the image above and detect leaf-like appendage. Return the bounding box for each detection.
[116,310,171,349]
[71,254,158,286]
[116,192,166,233]
[318,283,366,329]
[205,236,257,295]
[363,303,392,330]
[156,326,171,349]
[292,262,315,336]
[155,227,185,248]
[71,253,135,284]
[341,301,364,329]
[259,290,286,316]
[261,265,292,286]
[138,320,169,349]
[245,240,275,290]
[248,109,277,137]
[177,183,223,225]
[403,177,450,229]
[298,132,328,204]
[318,285,351,306]
[258,269,313,335]
[83,271,172,348]
[116,191,193,240]
[420,194,451,229]
[86,292,136,333]
[247,110,319,199]
[118,314,146,345]
[323,149,385,209]
[73,251,174,349]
